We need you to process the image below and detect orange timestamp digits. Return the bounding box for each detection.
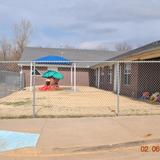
[140,145,160,152]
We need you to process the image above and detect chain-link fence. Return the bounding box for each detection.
[118,61,160,115]
[0,61,160,118]
[0,62,32,118]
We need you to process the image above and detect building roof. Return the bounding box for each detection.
[20,47,120,68]
[33,55,71,65]
[108,40,160,61]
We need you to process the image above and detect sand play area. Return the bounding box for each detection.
[0,86,160,118]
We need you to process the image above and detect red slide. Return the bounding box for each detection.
[39,85,59,91]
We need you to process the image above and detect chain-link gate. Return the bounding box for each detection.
[0,61,160,118]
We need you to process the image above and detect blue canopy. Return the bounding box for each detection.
[33,55,72,65]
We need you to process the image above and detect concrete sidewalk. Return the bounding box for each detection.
[0,116,160,159]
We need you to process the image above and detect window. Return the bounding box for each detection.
[101,67,105,76]
[94,69,96,76]
[108,66,112,84]
[32,69,41,76]
[124,64,131,85]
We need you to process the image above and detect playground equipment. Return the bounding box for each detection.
[39,70,64,91]
[150,92,160,103]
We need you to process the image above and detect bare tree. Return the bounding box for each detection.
[115,42,132,52]
[0,37,12,61]
[14,19,32,58]
[0,19,33,61]
[10,48,21,61]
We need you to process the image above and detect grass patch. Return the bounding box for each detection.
[0,100,31,106]
[1,113,160,119]
[0,114,115,119]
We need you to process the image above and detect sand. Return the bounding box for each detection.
[0,86,160,118]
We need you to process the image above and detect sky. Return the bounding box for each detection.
[0,0,160,50]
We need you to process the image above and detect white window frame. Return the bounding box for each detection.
[124,63,131,85]
[101,67,105,76]
[94,69,96,76]
[108,66,112,84]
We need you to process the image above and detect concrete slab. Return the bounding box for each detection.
[38,118,137,150]
[0,116,160,159]
[0,119,46,133]
[114,115,160,140]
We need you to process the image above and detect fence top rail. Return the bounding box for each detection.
[1,60,160,63]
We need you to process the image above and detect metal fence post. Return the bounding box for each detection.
[73,63,77,92]
[97,67,100,89]
[19,65,23,90]
[32,62,36,117]
[116,62,120,116]
[71,65,73,90]
[30,62,33,91]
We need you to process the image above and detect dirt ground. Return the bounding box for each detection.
[0,86,160,118]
